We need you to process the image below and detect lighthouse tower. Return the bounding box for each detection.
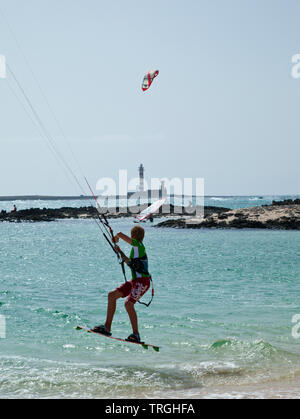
[138,164,145,192]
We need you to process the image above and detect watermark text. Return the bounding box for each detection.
[95,170,204,218]
[292,314,300,339]
[291,54,300,79]
[0,55,6,79]
[0,315,6,339]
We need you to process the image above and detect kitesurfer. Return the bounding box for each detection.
[93,226,151,343]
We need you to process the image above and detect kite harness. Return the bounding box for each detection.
[127,255,154,308]
[114,246,154,308]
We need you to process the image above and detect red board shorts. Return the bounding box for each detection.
[117,277,151,304]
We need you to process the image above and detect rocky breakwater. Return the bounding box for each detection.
[0,206,98,222]
[156,199,300,230]
[0,204,230,223]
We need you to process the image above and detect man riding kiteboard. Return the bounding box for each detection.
[93,225,153,343]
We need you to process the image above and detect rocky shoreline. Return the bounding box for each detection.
[0,204,228,223]
[1,200,299,230]
[156,200,300,230]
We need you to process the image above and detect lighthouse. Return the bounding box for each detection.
[138,164,145,192]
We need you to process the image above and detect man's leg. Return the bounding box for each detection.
[105,289,123,333]
[125,300,139,335]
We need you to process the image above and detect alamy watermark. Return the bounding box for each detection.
[95,170,204,218]
[0,315,6,339]
[291,54,300,79]
[291,314,300,339]
[0,54,6,79]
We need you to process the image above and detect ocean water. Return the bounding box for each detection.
[1,197,300,398]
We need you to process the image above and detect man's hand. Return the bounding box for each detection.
[114,245,130,264]
[112,234,119,244]
[115,232,132,245]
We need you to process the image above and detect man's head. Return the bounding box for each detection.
[131,225,145,242]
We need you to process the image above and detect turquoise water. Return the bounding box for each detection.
[1,205,300,398]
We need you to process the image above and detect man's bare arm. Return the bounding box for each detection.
[114,232,132,245]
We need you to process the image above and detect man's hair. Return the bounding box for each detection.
[131,226,145,242]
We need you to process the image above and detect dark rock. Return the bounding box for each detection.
[271,199,300,206]
[155,204,300,230]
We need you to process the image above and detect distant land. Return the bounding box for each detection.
[0,195,90,201]
[0,194,202,202]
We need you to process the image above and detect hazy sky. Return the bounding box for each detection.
[0,0,299,196]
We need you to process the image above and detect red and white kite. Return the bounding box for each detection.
[142,70,159,92]
[136,198,166,221]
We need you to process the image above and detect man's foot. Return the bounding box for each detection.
[92,325,112,336]
[126,333,142,343]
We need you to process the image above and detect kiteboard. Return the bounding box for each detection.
[76,325,160,352]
